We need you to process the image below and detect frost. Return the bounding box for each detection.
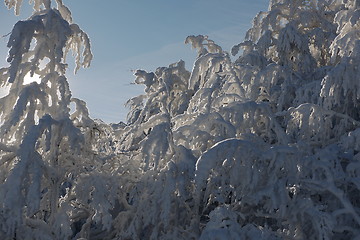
[185,35,222,57]
[2,0,360,239]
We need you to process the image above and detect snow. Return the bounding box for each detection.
[1,0,360,239]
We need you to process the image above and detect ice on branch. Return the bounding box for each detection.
[2,0,360,239]
[185,35,222,57]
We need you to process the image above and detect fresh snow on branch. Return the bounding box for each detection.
[1,0,360,239]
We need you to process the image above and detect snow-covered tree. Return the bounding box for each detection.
[119,1,360,239]
[2,0,360,239]
[0,1,110,239]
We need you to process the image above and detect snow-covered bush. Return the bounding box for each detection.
[2,0,360,239]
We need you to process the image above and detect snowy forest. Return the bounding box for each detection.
[1,0,360,239]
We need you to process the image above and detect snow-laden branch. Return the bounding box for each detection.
[2,0,360,239]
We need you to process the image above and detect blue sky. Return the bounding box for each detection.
[0,0,269,123]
